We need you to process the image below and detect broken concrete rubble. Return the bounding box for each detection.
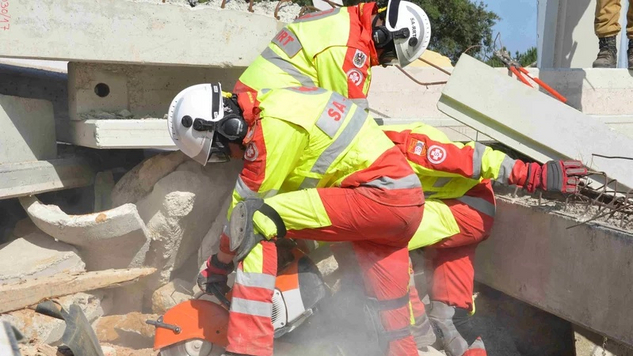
[151,278,194,315]
[0,231,85,284]
[20,196,150,270]
[110,151,187,207]
[136,160,242,289]
[1,292,111,346]
[94,312,158,350]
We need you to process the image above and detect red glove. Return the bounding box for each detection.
[524,160,587,193]
[541,160,588,193]
[197,254,234,295]
[523,162,543,193]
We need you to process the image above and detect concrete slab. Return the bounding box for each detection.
[0,0,284,67]
[0,231,85,284]
[438,54,633,190]
[0,158,95,200]
[70,119,176,149]
[369,66,633,141]
[474,196,633,347]
[0,63,70,142]
[20,196,151,270]
[0,94,56,163]
[68,63,245,120]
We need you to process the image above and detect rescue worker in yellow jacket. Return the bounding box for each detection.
[234,0,432,109]
[383,123,588,356]
[167,84,426,356]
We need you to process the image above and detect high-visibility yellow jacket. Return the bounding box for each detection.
[382,123,535,249]
[217,87,423,250]
[234,3,378,110]
[382,123,533,200]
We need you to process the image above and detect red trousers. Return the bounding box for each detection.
[227,186,424,356]
[410,181,495,319]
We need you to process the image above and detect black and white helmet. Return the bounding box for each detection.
[373,0,431,67]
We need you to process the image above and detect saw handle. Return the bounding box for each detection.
[146,316,182,334]
[208,284,231,309]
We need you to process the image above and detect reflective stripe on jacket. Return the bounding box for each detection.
[382,123,532,200]
[234,3,378,109]
[226,88,423,235]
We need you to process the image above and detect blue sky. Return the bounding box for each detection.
[481,0,537,54]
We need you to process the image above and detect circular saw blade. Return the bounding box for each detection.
[159,339,220,356]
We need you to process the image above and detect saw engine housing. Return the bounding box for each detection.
[152,248,328,355]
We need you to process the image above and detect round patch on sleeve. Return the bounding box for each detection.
[427,145,447,164]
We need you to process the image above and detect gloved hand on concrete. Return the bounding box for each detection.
[541,160,588,193]
[524,160,587,194]
[197,254,234,295]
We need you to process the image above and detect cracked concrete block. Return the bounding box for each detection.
[95,312,158,349]
[151,278,194,315]
[111,151,187,207]
[136,160,241,288]
[0,231,85,284]
[19,196,150,271]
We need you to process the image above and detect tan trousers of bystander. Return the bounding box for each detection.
[595,0,633,38]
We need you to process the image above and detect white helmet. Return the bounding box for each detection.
[167,83,247,165]
[373,0,431,67]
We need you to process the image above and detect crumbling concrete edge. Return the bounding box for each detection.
[475,197,633,348]
[19,196,151,270]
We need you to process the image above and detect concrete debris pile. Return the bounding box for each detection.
[0,152,241,353]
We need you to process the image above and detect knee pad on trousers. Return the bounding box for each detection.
[428,301,485,356]
[363,295,412,355]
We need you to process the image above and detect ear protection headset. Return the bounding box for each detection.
[372,0,411,51]
[372,13,392,49]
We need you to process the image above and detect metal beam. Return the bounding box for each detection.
[438,54,633,190]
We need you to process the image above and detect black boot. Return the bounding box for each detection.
[628,39,633,69]
[593,36,617,68]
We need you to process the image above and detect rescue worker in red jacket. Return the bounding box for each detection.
[383,123,588,356]
[167,84,426,356]
[234,0,432,109]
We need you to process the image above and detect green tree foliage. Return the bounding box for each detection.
[399,0,499,63]
[516,46,537,67]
